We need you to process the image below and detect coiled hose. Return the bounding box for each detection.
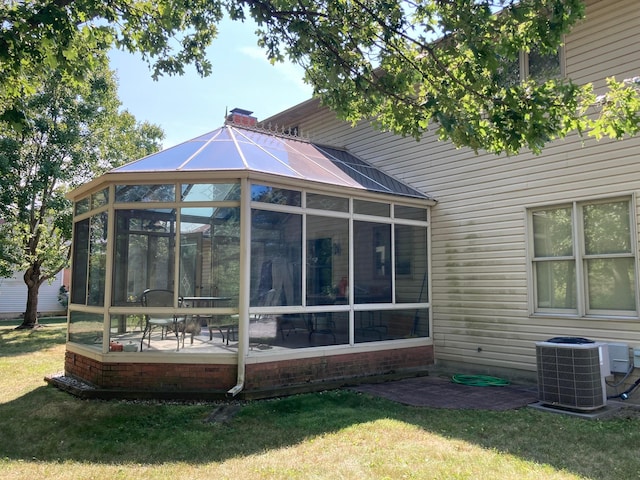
[451,374,510,387]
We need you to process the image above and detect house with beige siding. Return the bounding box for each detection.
[265,0,640,385]
[59,0,640,400]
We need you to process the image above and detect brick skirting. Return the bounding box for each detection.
[64,351,237,392]
[64,345,434,397]
[245,345,434,391]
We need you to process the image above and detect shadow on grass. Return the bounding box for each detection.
[0,386,396,464]
[0,317,67,356]
[1,319,639,479]
[1,382,639,479]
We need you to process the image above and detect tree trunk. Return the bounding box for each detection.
[17,264,42,329]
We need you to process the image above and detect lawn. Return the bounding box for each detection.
[1,318,639,480]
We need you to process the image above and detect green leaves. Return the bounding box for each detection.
[589,77,640,140]
[1,1,639,154]
[0,55,163,305]
[0,1,224,98]
[233,0,637,154]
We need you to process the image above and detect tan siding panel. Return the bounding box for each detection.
[567,0,640,85]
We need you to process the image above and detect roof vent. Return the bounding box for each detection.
[226,108,257,127]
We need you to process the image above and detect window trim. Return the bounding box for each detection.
[527,195,639,318]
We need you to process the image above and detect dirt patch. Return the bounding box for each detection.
[204,404,242,424]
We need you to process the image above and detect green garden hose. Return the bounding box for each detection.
[451,374,510,387]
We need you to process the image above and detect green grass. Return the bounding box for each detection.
[1,319,640,479]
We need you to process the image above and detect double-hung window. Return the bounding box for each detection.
[529,197,638,317]
[524,46,563,82]
[497,45,564,87]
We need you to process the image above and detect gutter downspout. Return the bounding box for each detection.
[228,177,251,397]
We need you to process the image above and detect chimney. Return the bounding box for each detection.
[226,108,258,127]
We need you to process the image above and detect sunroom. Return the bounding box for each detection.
[64,110,435,398]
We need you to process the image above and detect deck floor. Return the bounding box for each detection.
[110,317,345,353]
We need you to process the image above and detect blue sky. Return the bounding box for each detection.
[109,18,313,148]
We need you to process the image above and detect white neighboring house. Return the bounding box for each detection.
[0,270,67,319]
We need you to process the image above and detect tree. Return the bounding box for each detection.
[246,0,639,154]
[0,55,164,329]
[0,0,224,127]
[1,1,638,153]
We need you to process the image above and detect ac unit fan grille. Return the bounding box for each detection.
[536,343,606,411]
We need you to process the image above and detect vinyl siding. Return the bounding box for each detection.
[278,0,640,376]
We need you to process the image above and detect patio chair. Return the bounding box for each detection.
[140,289,186,351]
[307,312,336,343]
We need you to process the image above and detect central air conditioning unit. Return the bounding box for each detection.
[536,338,609,411]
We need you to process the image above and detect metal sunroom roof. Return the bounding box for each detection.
[113,122,429,200]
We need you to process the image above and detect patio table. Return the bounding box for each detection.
[182,296,235,342]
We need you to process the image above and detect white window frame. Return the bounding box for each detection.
[497,43,565,89]
[520,44,565,81]
[528,195,639,318]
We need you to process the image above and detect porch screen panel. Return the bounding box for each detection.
[306,215,349,305]
[250,209,302,307]
[354,221,392,303]
[355,308,429,343]
[112,209,176,306]
[68,311,103,345]
[179,207,240,306]
[71,218,89,304]
[354,199,389,217]
[306,193,349,212]
[181,183,241,202]
[248,311,349,349]
[394,205,428,221]
[395,224,428,303]
[115,184,175,203]
[87,212,108,307]
[75,196,90,216]
[251,185,301,206]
